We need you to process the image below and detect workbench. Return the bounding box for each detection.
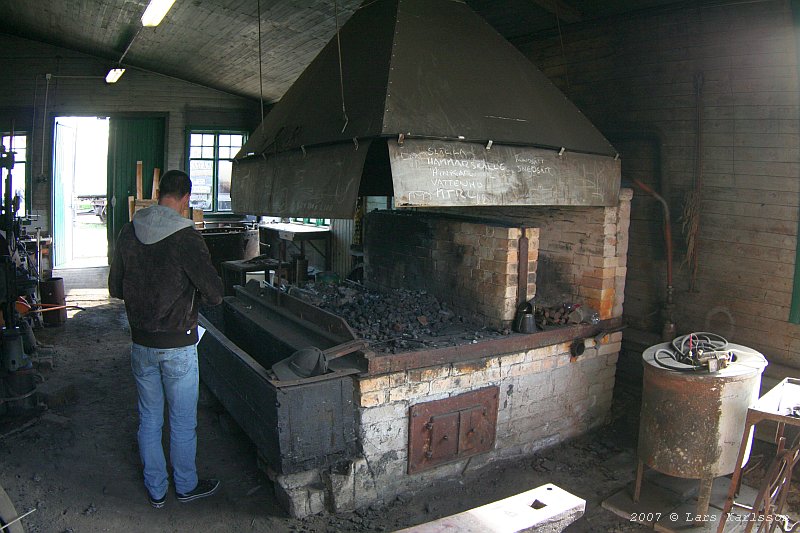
[716,377,800,532]
[259,223,332,271]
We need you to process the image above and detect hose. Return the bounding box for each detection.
[653,332,730,372]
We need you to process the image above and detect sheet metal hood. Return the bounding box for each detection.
[232,0,620,217]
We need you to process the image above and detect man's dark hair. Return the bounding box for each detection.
[159,170,192,199]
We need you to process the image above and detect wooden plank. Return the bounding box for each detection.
[135,160,143,200]
[698,226,794,251]
[529,0,582,23]
[701,199,798,222]
[388,140,621,208]
[703,186,800,207]
[693,239,795,266]
[151,167,160,199]
[694,267,794,294]
[700,212,796,236]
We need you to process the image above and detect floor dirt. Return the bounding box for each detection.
[0,268,794,533]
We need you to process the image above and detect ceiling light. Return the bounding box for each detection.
[141,0,176,27]
[105,68,126,84]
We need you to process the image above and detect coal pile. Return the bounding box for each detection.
[292,283,504,353]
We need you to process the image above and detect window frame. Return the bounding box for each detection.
[1,133,29,216]
[185,128,247,213]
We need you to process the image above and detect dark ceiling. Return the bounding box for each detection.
[0,0,688,103]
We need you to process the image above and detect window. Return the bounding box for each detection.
[1,134,28,215]
[187,130,246,212]
[291,217,331,227]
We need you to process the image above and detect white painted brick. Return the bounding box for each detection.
[472,366,503,384]
[499,351,526,365]
[361,422,407,459]
[407,366,451,383]
[359,375,392,393]
[359,402,408,426]
[506,359,543,377]
[597,341,621,355]
[388,381,431,403]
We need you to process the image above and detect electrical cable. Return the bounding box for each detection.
[333,0,349,133]
[652,332,732,372]
[257,0,265,120]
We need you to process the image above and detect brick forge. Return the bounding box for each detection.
[363,211,539,329]
[271,190,632,516]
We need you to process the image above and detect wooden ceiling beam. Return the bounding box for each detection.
[530,0,583,23]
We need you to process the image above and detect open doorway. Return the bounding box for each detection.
[52,116,109,268]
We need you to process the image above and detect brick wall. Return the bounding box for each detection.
[364,211,539,328]
[433,188,632,320]
[346,331,622,507]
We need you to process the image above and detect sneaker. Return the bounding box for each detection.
[176,479,220,503]
[149,493,166,509]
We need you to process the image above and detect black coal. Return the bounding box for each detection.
[292,282,506,353]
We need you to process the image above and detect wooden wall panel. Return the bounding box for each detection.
[519,0,800,370]
[0,33,259,232]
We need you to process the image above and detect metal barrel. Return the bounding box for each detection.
[40,277,67,326]
[638,342,767,479]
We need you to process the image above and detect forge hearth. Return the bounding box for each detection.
[213,0,632,517]
[293,283,505,353]
[196,190,632,518]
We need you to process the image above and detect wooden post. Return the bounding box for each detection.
[151,168,160,200]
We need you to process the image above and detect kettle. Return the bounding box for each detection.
[513,301,538,334]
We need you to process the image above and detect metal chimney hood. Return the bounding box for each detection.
[231,0,621,218]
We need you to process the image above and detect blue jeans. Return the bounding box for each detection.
[131,343,199,498]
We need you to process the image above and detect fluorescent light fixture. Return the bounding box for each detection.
[105,68,126,84]
[141,0,176,26]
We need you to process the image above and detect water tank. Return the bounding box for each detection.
[638,341,767,479]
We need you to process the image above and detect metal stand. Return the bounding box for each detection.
[717,378,800,533]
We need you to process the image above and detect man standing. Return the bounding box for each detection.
[108,170,224,508]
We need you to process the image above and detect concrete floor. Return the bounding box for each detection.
[0,267,793,533]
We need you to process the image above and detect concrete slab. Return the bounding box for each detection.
[708,477,757,511]
[602,480,685,528]
[397,483,585,533]
[602,477,758,533]
[653,502,749,533]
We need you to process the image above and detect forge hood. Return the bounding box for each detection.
[132,205,194,245]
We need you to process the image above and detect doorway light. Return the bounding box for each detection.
[105,68,126,84]
[141,0,176,27]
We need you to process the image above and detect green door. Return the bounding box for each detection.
[107,117,165,261]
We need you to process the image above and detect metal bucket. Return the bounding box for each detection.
[638,342,767,479]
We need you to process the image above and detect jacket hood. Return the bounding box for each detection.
[132,205,194,244]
